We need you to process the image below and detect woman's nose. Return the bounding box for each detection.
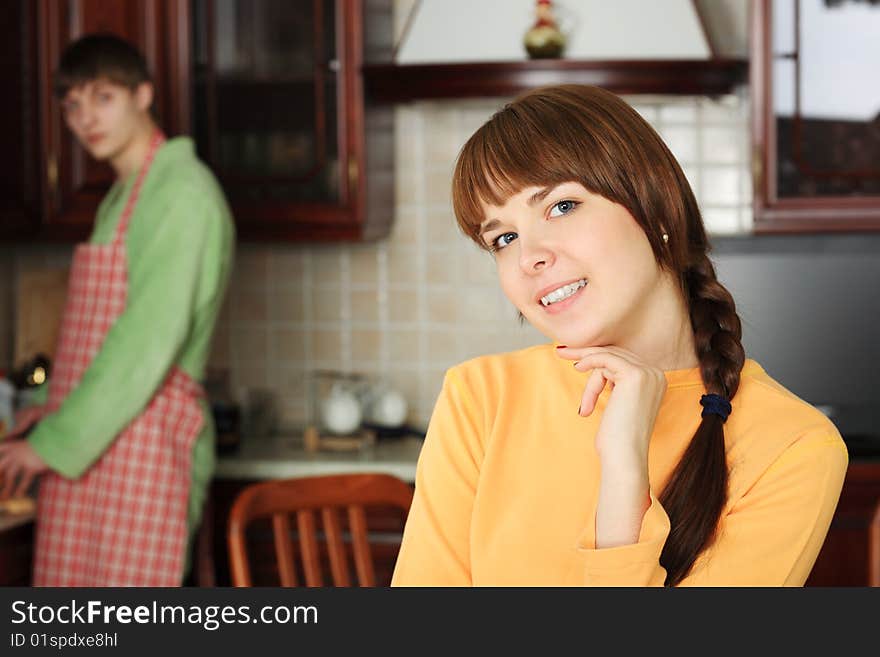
[518,236,555,274]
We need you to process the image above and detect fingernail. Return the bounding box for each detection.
[555,345,567,349]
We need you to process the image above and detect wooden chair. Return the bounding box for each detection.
[870,496,880,587]
[227,473,414,587]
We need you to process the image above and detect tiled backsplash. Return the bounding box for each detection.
[1,91,752,433]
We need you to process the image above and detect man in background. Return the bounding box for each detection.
[0,33,235,586]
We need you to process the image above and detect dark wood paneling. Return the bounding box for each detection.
[363,59,748,103]
[0,0,42,240]
[806,461,880,586]
[0,520,34,586]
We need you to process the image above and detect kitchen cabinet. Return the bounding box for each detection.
[189,0,393,241]
[0,515,34,586]
[0,0,393,243]
[0,0,188,242]
[805,460,880,587]
[0,1,41,241]
[751,0,880,232]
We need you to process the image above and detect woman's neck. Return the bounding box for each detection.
[617,274,700,372]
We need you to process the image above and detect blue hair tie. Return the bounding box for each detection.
[700,394,732,422]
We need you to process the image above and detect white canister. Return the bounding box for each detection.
[320,383,363,435]
[368,388,408,428]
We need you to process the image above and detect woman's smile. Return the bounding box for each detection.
[537,278,589,315]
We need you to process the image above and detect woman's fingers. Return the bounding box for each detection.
[570,351,633,377]
[579,367,608,417]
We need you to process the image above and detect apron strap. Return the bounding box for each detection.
[111,130,167,247]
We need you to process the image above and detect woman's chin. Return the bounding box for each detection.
[548,329,606,349]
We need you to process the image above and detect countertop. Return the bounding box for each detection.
[214,434,424,482]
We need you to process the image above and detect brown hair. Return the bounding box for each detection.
[54,33,152,99]
[451,84,745,586]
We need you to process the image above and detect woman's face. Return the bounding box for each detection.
[479,181,667,349]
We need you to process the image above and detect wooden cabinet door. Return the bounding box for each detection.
[189,0,393,242]
[38,0,188,241]
[0,0,42,241]
[751,0,880,232]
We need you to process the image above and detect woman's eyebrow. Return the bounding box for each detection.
[528,186,555,206]
[479,219,501,236]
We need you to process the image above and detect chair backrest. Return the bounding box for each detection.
[227,473,414,587]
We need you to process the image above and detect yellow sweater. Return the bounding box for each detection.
[392,344,848,586]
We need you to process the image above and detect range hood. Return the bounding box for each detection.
[363,0,747,101]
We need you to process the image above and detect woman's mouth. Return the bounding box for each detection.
[538,278,588,314]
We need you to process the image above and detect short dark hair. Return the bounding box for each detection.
[54,33,151,98]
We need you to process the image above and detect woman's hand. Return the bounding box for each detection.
[556,345,668,547]
[556,345,667,469]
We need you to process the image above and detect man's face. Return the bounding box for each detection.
[60,78,152,162]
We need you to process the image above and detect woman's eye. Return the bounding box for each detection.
[491,232,517,251]
[549,200,579,217]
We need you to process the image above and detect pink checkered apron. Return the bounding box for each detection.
[33,132,206,586]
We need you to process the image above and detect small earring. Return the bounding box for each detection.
[662,233,669,244]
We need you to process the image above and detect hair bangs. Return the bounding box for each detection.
[452,102,606,248]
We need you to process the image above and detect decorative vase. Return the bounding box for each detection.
[524,0,566,59]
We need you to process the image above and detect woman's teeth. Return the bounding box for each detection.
[540,279,587,306]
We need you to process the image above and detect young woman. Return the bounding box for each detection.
[391,85,848,586]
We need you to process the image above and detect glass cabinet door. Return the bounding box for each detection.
[772,0,880,199]
[752,0,880,231]
[191,0,342,207]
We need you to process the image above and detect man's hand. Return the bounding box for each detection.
[0,440,49,499]
[3,405,47,441]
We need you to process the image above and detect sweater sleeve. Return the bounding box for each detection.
[574,430,848,586]
[391,369,484,586]
[27,192,213,479]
